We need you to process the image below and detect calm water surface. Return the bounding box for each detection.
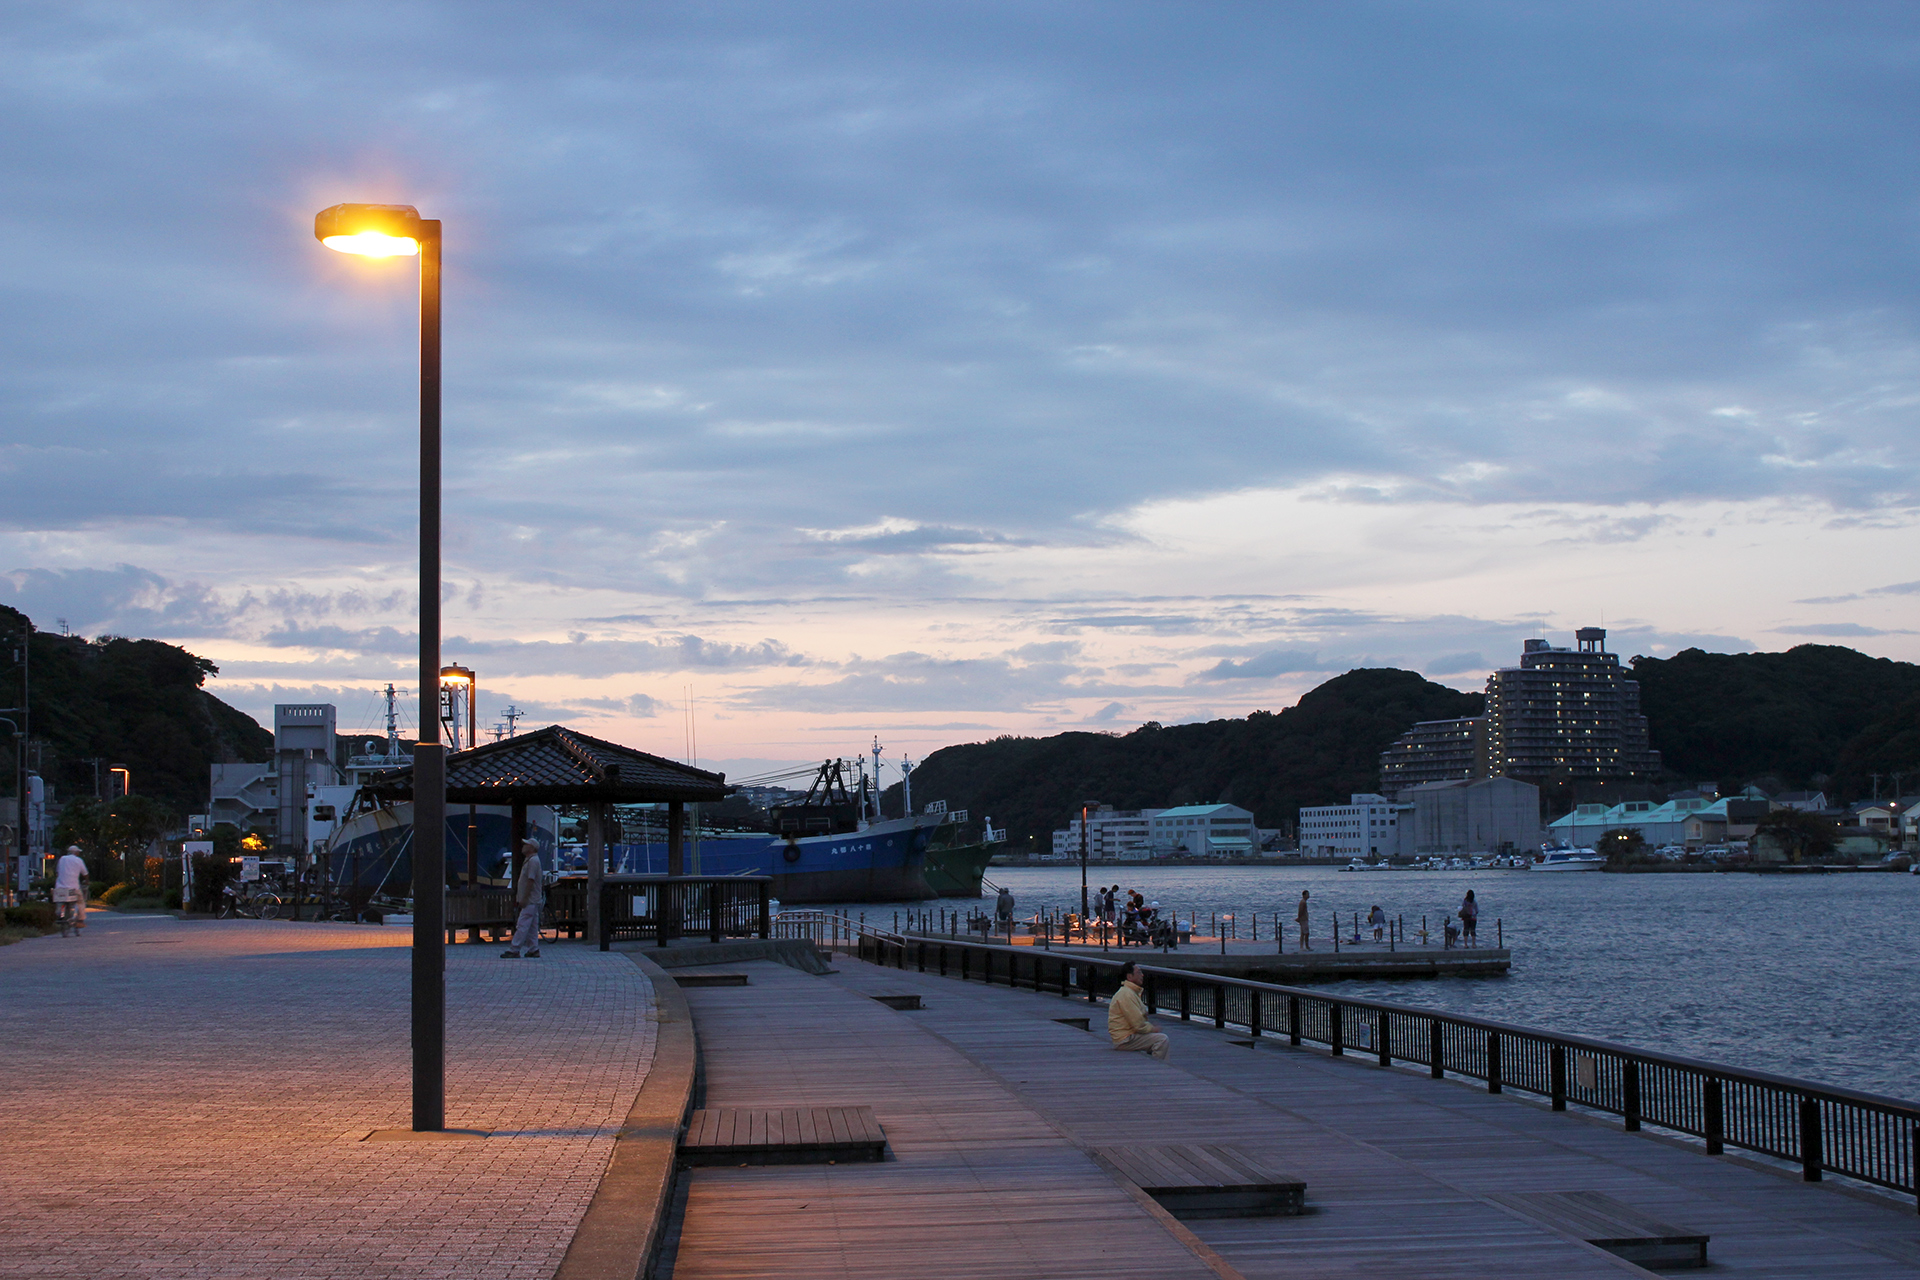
[813,865,1920,1101]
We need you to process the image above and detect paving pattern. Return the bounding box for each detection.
[0,910,656,1280]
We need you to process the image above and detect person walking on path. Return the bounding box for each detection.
[1368,903,1386,942]
[501,840,545,958]
[1459,890,1479,946]
[53,846,87,938]
[1108,962,1169,1061]
[1296,889,1312,950]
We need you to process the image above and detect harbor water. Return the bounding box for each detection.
[814,865,1920,1102]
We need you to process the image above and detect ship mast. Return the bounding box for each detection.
[871,736,884,822]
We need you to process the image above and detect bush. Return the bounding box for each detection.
[164,889,182,909]
[3,904,54,929]
[99,882,134,906]
[190,853,238,912]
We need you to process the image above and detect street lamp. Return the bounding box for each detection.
[439,664,478,889]
[108,765,130,797]
[315,201,447,1132]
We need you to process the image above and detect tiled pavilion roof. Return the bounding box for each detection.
[364,724,730,805]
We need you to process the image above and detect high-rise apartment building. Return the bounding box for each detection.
[1379,628,1661,792]
[1483,628,1660,782]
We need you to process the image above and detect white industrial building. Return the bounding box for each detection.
[1394,776,1543,854]
[1149,803,1258,857]
[1051,806,1163,860]
[1297,794,1409,860]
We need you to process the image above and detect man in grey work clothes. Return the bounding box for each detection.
[501,839,544,959]
[1108,962,1169,1060]
[53,845,88,937]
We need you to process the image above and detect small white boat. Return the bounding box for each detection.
[1341,858,1393,871]
[1529,847,1605,872]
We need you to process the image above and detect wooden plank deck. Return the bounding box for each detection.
[823,957,1920,1279]
[1485,1190,1710,1269]
[1095,1144,1306,1218]
[681,1105,886,1165]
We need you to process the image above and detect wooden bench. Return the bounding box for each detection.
[869,994,922,1010]
[679,1106,887,1166]
[1094,1143,1305,1218]
[675,973,749,987]
[1485,1190,1709,1270]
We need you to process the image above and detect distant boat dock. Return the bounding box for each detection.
[900,930,1513,980]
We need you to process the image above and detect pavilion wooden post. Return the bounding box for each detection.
[509,802,527,881]
[668,801,685,877]
[587,803,606,947]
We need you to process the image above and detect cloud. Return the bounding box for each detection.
[258,626,810,677]
[1426,652,1487,676]
[1191,649,1334,682]
[1769,623,1915,638]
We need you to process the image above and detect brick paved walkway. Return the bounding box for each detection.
[0,910,657,1280]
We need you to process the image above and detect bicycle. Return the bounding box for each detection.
[217,883,283,920]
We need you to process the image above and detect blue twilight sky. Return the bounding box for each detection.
[3,2,1919,776]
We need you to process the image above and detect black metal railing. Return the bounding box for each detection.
[856,933,1920,1210]
[547,874,772,949]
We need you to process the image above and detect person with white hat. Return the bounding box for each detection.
[53,846,88,937]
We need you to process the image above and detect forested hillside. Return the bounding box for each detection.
[1630,645,1920,795]
[889,668,1483,848]
[0,605,271,820]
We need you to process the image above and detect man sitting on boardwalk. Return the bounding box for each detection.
[1108,963,1169,1061]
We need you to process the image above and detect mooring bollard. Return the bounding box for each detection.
[1332,914,1339,954]
[1498,918,1503,948]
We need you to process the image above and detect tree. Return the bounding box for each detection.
[1598,827,1647,866]
[1752,808,1838,864]
[53,794,174,883]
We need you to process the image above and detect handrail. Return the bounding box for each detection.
[854,934,1920,1207]
[772,909,904,949]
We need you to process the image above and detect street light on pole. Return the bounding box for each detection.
[315,201,447,1132]
[1080,801,1093,922]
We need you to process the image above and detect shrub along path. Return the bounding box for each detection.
[0,910,657,1280]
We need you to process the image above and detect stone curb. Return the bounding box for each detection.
[553,952,695,1280]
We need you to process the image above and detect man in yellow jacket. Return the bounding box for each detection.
[1108,963,1170,1060]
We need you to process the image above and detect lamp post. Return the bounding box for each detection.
[1080,802,1092,922]
[315,202,446,1132]
[439,664,478,891]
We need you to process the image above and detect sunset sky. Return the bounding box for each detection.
[5,2,1918,782]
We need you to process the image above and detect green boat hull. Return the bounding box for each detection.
[923,841,995,897]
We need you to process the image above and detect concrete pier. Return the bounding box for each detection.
[904,931,1511,979]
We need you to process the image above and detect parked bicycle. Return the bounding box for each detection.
[217,882,282,920]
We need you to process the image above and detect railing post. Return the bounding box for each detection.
[918,940,926,973]
[1911,1124,1918,1214]
[1623,1059,1641,1132]
[1289,994,1302,1046]
[1486,1032,1501,1094]
[1179,978,1191,1022]
[709,883,721,944]
[1249,990,1262,1039]
[758,881,770,939]
[1145,972,1158,1015]
[1377,1010,1390,1068]
[1214,983,1226,1031]
[1330,1002,1344,1057]
[1430,1019,1444,1079]
[1550,1044,1567,1111]
[939,944,947,976]
[1800,1097,1823,1182]
[960,947,969,982]
[1704,1076,1724,1154]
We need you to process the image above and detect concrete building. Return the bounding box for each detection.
[1485,628,1662,783]
[206,704,345,855]
[1546,794,1726,849]
[1050,805,1163,861]
[1394,776,1543,854]
[1147,804,1257,857]
[1379,716,1491,792]
[1297,794,1410,860]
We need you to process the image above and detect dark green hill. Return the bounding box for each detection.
[1629,645,1920,794]
[890,668,1483,848]
[0,605,271,821]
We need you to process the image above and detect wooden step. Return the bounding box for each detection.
[1484,1190,1708,1269]
[1094,1143,1305,1218]
[869,994,922,1010]
[680,1106,886,1166]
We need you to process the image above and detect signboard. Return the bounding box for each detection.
[239,856,260,883]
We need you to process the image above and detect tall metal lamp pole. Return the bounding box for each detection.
[314,203,446,1132]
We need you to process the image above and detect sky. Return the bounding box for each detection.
[4,1,1919,784]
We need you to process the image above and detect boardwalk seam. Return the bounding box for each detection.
[553,953,695,1280]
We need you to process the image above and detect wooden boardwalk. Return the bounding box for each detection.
[665,960,1694,1280]
[819,957,1920,1279]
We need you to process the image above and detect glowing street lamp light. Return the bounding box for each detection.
[315,201,448,1132]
